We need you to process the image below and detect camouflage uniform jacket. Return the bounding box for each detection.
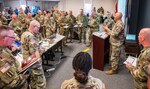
[58,16,67,27]
[0,16,7,25]
[25,17,34,29]
[61,76,105,89]
[104,18,115,30]
[44,16,56,30]
[76,14,88,27]
[53,12,61,22]
[89,17,99,31]
[9,19,22,32]
[129,47,150,88]
[106,20,124,47]
[66,15,76,28]
[18,13,26,28]
[21,31,41,60]
[0,47,26,88]
[35,14,44,27]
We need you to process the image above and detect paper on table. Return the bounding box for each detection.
[93,32,108,39]
[124,56,138,67]
[100,32,108,39]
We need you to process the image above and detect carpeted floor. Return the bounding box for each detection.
[45,41,134,89]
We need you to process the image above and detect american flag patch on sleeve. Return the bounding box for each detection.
[0,63,10,73]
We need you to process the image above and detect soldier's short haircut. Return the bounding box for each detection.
[30,20,40,27]
[46,11,50,13]
[38,10,41,13]
[141,28,150,41]
[72,52,92,84]
[80,9,83,11]
[117,12,122,19]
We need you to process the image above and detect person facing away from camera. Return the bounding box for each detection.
[61,52,105,89]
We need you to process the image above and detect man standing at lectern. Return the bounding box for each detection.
[103,12,124,75]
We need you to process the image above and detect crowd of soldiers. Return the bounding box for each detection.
[0,6,116,47]
[0,5,150,89]
[0,6,117,89]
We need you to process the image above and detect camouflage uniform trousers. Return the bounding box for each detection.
[78,27,86,42]
[60,27,67,44]
[30,60,46,89]
[66,27,73,42]
[88,28,98,43]
[109,45,121,71]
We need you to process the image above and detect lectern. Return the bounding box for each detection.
[93,32,109,71]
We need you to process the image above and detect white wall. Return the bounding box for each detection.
[92,0,118,15]
[42,1,58,11]
[58,0,117,16]
[59,0,84,16]
[118,0,127,23]
[4,0,117,16]
[3,0,42,9]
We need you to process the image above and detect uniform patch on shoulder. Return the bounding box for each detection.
[0,63,10,73]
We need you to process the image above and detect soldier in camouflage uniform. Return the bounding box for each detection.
[0,26,28,89]
[0,11,7,25]
[126,28,150,89]
[35,10,45,38]
[91,10,101,24]
[97,7,104,24]
[66,10,76,43]
[9,14,22,37]
[21,20,46,89]
[18,8,26,32]
[58,11,68,44]
[103,12,124,75]
[76,9,88,44]
[25,12,34,29]
[44,11,56,38]
[104,11,115,30]
[88,14,99,47]
[53,7,61,32]
[61,52,105,89]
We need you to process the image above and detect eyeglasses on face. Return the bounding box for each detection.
[5,36,16,39]
[34,25,40,29]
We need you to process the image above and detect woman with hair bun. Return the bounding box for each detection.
[61,52,105,89]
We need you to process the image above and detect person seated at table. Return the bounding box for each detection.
[61,52,105,89]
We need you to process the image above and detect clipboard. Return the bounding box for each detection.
[21,58,41,73]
